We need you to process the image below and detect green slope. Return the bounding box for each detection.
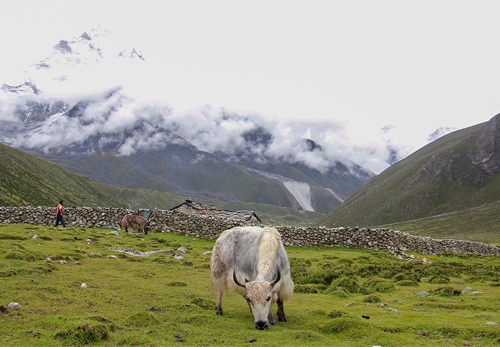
[316,115,500,228]
[0,142,182,209]
[0,143,323,225]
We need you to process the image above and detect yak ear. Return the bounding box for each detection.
[233,271,246,288]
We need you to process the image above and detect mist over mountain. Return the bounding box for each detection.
[0,27,457,213]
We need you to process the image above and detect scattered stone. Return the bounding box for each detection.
[393,300,403,305]
[81,283,88,288]
[107,231,119,236]
[203,251,212,255]
[107,255,118,259]
[89,253,102,258]
[388,308,398,312]
[380,303,386,307]
[174,334,186,342]
[416,291,428,297]
[177,246,188,253]
[174,254,184,260]
[462,287,473,294]
[246,338,257,343]
[468,291,483,296]
[32,234,38,239]
[112,248,173,257]
[486,322,498,326]
[59,260,68,265]
[8,302,22,310]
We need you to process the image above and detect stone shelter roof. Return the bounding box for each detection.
[170,199,262,223]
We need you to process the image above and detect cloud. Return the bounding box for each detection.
[0,27,432,175]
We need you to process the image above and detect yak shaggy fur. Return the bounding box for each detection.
[121,214,149,234]
[210,226,294,329]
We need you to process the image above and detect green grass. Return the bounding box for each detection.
[377,200,500,244]
[1,224,500,346]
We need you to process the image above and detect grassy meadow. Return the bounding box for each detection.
[1,224,500,346]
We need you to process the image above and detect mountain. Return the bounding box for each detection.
[0,29,374,214]
[0,142,325,226]
[2,89,371,213]
[0,142,182,209]
[315,113,500,227]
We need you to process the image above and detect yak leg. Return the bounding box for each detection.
[276,298,287,322]
[268,309,276,325]
[215,291,224,316]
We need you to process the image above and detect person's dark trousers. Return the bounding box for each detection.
[54,215,66,227]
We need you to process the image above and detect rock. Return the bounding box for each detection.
[177,246,188,253]
[174,334,186,342]
[416,291,428,297]
[468,291,483,295]
[81,283,88,288]
[462,287,473,294]
[8,302,22,310]
[486,322,498,326]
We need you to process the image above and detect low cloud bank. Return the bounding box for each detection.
[0,85,420,174]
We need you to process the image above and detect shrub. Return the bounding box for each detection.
[328,310,344,318]
[54,324,108,344]
[329,277,359,293]
[433,286,462,297]
[397,280,419,287]
[362,278,395,293]
[429,276,450,284]
[362,295,381,303]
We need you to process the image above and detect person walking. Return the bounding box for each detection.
[54,200,66,227]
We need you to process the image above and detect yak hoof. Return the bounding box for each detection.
[278,316,287,322]
[216,310,223,316]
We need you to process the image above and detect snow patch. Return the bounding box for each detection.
[283,181,314,211]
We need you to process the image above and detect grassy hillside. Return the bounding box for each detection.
[377,200,500,245]
[0,142,183,209]
[316,119,500,228]
[1,224,500,346]
[0,143,322,226]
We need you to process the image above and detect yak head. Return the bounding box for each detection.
[233,270,281,330]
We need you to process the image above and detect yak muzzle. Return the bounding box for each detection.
[254,320,269,330]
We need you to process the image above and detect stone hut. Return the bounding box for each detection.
[170,199,262,225]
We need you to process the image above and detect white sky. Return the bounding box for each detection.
[1,0,500,173]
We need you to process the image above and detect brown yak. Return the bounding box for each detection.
[121,213,149,234]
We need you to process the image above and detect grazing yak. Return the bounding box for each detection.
[210,226,294,330]
[121,213,149,234]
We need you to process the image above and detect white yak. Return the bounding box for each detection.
[210,226,294,330]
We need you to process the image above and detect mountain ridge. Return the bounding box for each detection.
[315,113,500,227]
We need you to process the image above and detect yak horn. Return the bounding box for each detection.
[233,270,246,288]
[270,270,281,287]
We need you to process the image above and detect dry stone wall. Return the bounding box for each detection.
[0,206,499,256]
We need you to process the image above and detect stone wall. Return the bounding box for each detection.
[0,206,499,256]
